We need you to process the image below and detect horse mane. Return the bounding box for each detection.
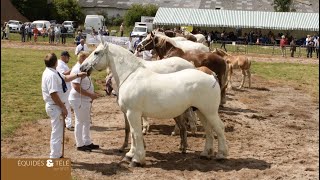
[215,48,232,57]
[155,34,178,48]
[106,43,145,68]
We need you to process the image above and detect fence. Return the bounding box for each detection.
[209,41,313,58]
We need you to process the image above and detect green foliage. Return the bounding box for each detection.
[51,0,85,23]
[124,4,158,26]
[11,0,49,21]
[11,0,84,23]
[272,0,293,12]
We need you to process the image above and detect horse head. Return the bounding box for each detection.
[137,32,157,52]
[80,41,109,74]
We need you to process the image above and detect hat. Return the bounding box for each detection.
[61,51,70,57]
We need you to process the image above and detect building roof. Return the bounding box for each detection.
[78,0,319,13]
[153,7,319,31]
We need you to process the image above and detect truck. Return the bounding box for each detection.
[83,15,105,36]
[131,22,153,37]
[141,16,154,23]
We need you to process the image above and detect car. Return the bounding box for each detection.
[62,21,77,34]
[7,20,22,33]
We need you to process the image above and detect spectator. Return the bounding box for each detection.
[220,31,227,52]
[125,36,134,53]
[307,37,314,58]
[280,35,286,57]
[103,28,109,36]
[120,23,124,37]
[1,22,6,39]
[27,23,33,41]
[69,51,100,152]
[133,36,143,51]
[289,38,296,57]
[56,51,74,131]
[74,31,82,45]
[4,22,10,40]
[41,53,87,158]
[43,26,48,39]
[20,24,26,42]
[48,25,55,44]
[314,36,319,59]
[33,27,39,42]
[55,25,61,44]
[61,25,67,44]
[75,39,90,55]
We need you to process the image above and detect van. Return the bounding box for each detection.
[84,15,105,35]
[62,21,77,33]
[32,20,51,33]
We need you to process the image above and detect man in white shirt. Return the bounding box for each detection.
[69,51,99,152]
[56,51,74,131]
[75,39,90,55]
[41,53,87,158]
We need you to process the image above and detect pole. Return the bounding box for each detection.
[61,115,65,158]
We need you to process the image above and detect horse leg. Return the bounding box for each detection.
[196,110,214,159]
[247,69,252,88]
[227,65,233,90]
[186,107,197,135]
[205,112,228,159]
[173,115,188,154]
[171,124,180,136]
[238,69,246,89]
[126,110,145,167]
[142,116,149,135]
[119,113,130,152]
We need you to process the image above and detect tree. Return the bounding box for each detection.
[124,4,158,26]
[11,0,50,21]
[51,0,85,23]
[272,0,294,12]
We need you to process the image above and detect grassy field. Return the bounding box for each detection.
[251,61,319,99]
[1,48,107,138]
[1,47,319,139]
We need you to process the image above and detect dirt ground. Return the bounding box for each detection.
[1,41,319,180]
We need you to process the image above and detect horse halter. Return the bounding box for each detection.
[140,35,156,51]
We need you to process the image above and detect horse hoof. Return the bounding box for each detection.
[181,150,187,154]
[216,153,227,160]
[118,148,125,153]
[200,155,212,160]
[129,161,143,167]
[121,156,132,163]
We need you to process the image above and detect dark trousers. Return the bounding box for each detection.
[220,41,227,52]
[61,34,66,44]
[49,35,55,43]
[316,48,319,58]
[290,50,295,57]
[2,32,5,39]
[120,31,123,37]
[27,32,32,41]
[21,33,26,42]
[307,47,313,58]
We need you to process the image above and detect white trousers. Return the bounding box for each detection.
[65,90,72,128]
[69,100,92,147]
[46,103,63,158]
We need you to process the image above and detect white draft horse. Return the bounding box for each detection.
[80,41,228,167]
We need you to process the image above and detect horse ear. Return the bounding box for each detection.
[103,41,109,49]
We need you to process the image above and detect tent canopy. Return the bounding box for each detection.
[153,7,319,31]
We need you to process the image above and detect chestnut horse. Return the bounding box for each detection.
[138,33,228,105]
[212,48,251,89]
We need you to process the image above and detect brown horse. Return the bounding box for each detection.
[154,28,197,42]
[138,33,228,105]
[212,48,251,89]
